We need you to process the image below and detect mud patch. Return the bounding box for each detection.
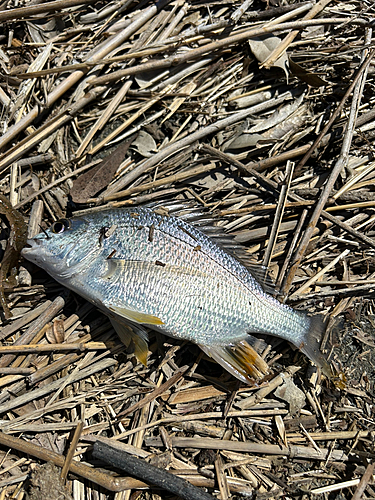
[28,462,72,500]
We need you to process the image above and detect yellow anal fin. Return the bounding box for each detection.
[110,318,149,365]
[200,339,269,384]
[109,305,164,326]
[231,340,268,378]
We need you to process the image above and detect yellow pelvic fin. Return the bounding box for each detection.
[109,305,164,326]
[110,318,149,365]
[133,340,148,366]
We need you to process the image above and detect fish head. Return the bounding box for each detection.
[22,217,101,281]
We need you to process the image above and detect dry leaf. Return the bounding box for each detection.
[289,59,327,87]
[249,35,289,78]
[274,375,306,415]
[131,130,157,158]
[225,132,265,150]
[70,136,136,203]
[46,319,65,343]
[248,93,305,133]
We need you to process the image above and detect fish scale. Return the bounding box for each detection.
[22,206,330,383]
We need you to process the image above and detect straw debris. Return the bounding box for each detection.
[0,0,375,498]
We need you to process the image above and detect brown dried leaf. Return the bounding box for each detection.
[274,376,306,415]
[45,320,65,344]
[289,59,327,87]
[70,136,136,203]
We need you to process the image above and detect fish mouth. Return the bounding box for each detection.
[21,239,41,255]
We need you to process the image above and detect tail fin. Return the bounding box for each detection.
[199,338,269,384]
[299,314,331,377]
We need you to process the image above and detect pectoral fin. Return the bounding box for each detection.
[109,305,164,326]
[102,259,126,279]
[110,318,149,365]
[199,338,269,383]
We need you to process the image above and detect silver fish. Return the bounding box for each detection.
[21,205,329,383]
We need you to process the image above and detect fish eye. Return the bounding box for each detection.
[51,218,72,234]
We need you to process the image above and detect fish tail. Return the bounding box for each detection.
[299,314,331,377]
[199,338,269,384]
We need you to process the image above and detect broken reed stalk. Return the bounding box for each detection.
[105,93,296,197]
[0,358,117,415]
[287,429,373,442]
[295,48,375,176]
[321,210,375,250]
[116,365,188,419]
[247,144,311,172]
[96,163,217,203]
[217,201,312,216]
[0,431,145,492]
[0,296,65,368]
[0,18,366,168]
[0,87,108,173]
[0,342,114,354]
[145,436,348,461]
[60,421,84,482]
[0,0,98,21]
[351,463,375,500]
[0,367,35,375]
[262,161,294,268]
[0,300,51,341]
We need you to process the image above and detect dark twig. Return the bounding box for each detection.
[0,432,145,492]
[93,440,216,500]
